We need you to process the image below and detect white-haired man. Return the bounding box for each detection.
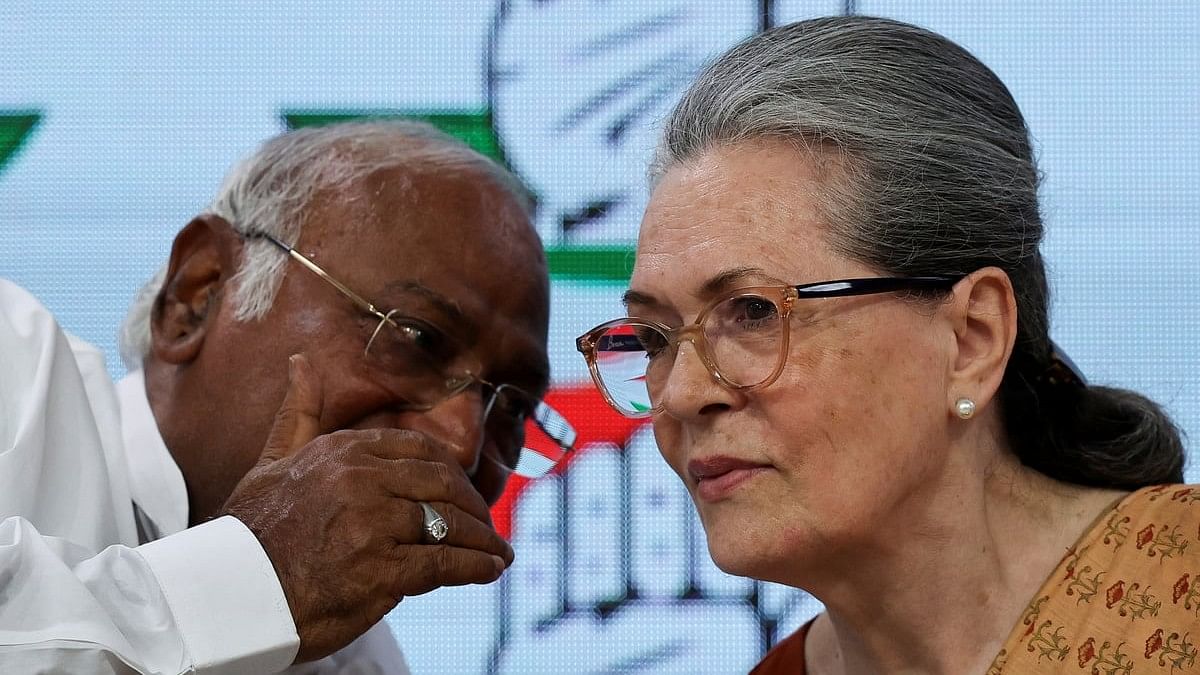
[0,120,574,673]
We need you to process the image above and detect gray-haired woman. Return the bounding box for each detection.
[576,16,1194,674]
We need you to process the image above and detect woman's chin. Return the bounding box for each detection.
[699,508,827,584]
[704,526,798,581]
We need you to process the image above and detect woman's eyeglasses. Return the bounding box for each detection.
[576,276,960,418]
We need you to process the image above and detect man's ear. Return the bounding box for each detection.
[946,267,1018,414]
[150,215,242,365]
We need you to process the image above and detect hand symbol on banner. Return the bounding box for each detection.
[495,425,821,673]
[489,0,761,245]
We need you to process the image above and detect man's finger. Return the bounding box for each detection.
[385,545,507,597]
[506,474,563,631]
[566,445,623,606]
[259,353,323,465]
[392,500,513,564]
[369,456,494,526]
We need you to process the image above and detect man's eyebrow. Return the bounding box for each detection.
[382,281,473,331]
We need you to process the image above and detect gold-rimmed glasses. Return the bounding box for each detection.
[576,276,962,418]
[248,232,576,477]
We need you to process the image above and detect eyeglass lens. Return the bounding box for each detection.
[591,293,785,415]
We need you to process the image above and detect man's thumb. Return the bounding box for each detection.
[259,353,323,465]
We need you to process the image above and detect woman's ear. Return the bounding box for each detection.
[150,215,242,365]
[946,267,1018,414]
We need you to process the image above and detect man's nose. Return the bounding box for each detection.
[398,388,488,474]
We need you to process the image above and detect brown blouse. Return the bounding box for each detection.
[752,621,811,674]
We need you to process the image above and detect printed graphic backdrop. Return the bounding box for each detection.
[2,1,1198,672]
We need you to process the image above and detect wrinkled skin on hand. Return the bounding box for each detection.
[222,355,514,663]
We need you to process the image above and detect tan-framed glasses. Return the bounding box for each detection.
[576,276,961,418]
[249,231,576,477]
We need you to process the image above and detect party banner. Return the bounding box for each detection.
[2,2,1196,672]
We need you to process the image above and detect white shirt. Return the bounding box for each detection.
[116,371,407,675]
[0,279,409,674]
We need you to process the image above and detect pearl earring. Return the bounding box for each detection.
[955,398,976,419]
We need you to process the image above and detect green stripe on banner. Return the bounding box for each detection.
[0,112,40,173]
[282,110,636,282]
[282,110,504,164]
[546,246,634,282]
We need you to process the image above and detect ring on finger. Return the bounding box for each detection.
[419,501,449,543]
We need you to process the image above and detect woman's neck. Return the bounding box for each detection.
[798,451,1127,675]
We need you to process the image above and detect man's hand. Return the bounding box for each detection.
[221,354,514,663]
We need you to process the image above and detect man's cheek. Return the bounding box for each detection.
[475,465,510,513]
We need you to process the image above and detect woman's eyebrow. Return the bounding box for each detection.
[623,267,776,310]
[698,266,766,298]
[621,289,658,309]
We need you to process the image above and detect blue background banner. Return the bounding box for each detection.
[2,2,1197,672]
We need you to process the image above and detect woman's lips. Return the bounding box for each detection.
[687,456,771,501]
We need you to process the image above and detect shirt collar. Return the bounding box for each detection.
[116,370,189,538]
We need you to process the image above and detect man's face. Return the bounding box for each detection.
[183,165,550,511]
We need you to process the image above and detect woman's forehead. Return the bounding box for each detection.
[646,141,833,230]
[634,153,840,294]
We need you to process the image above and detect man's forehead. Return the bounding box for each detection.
[323,169,534,252]
[296,164,549,369]
[370,163,526,220]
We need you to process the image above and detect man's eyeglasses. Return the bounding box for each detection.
[248,232,576,477]
[576,276,961,418]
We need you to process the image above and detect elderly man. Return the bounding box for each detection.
[0,120,573,673]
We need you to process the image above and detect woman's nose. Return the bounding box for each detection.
[657,339,739,421]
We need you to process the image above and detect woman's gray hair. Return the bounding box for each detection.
[119,119,530,370]
[653,16,1184,488]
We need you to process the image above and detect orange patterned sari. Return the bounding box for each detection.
[991,484,1200,673]
[754,484,1200,674]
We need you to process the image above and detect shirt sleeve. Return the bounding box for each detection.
[0,515,300,674]
[0,279,299,673]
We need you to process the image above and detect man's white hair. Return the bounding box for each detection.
[118,119,531,370]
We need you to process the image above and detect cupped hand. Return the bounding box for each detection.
[221,354,514,663]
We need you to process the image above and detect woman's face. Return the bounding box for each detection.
[630,139,960,583]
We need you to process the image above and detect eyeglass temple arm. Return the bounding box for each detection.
[792,276,963,299]
[248,231,387,319]
[534,404,578,450]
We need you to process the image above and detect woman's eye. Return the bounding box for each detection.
[634,327,668,357]
[734,297,778,323]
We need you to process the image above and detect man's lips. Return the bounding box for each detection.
[687,456,772,501]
